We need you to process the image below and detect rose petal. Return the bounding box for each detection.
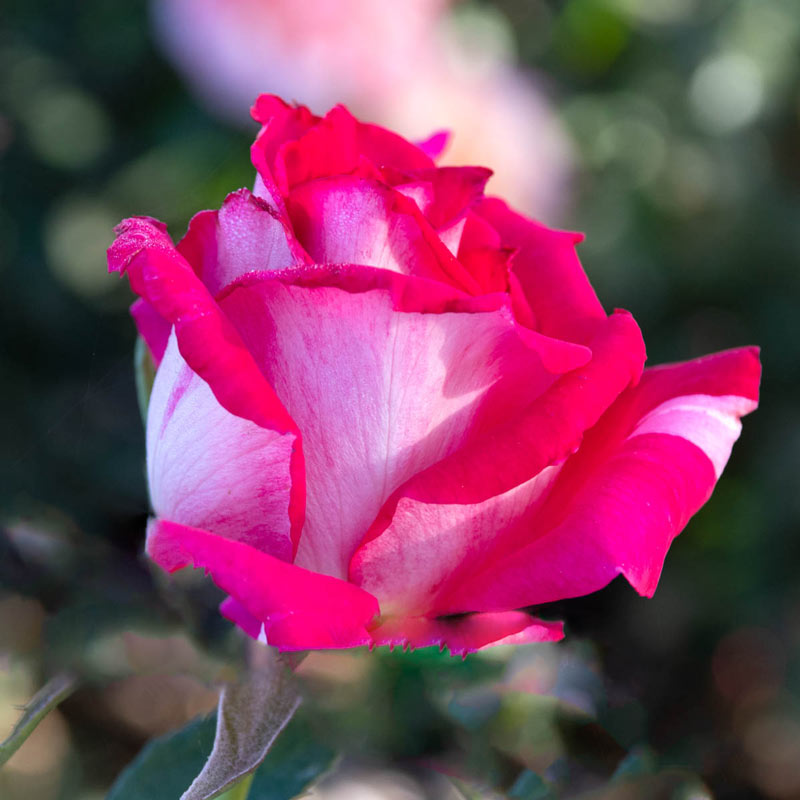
[250,97,433,202]
[222,595,563,656]
[108,216,306,551]
[359,309,644,515]
[369,612,564,656]
[249,95,318,211]
[286,176,483,293]
[351,466,560,617]
[350,311,645,614]
[219,265,590,579]
[435,347,761,611]
[148,519,380,650]
[130,298,171,365]
[415,130,451,161]
[177,188,309,296]
[147,332,296,560]
[390,166,492,230]
[476,197,607,344]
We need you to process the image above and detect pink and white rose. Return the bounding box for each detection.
[108,96,760,654]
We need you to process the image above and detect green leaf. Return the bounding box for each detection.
[509,770,556,800]
[448,777,502,800]
[216,773,254,800]
[106,711,335,800]
[570,768,712,800]
[610,747,656,782]
[247,715,336,800]
[181,650,301,800]
[107,714,216,800]
[106,648,323,800]
[0,672,77,769]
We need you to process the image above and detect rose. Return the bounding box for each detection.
[108,95,760,654]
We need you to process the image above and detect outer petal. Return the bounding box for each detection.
[130,297,170,365]
[353,117,435,173]
[360,310,644,515]
[390,166,493,258]
[286,176,483,293]
[147,519,379,651]
[436,347,761,612]
[415,130,450,161]
[389,166,492,230]
[147,332,295,561]
[249,95,318,211]
[219,265,590,579]
[476,197,607,345]
[177,188,309,296]
[351,467,560,617]
[368,612,564,656]
[250,97,433,202]
[350,311,645,615]
[107,217,305,551]
[275,104,433,193]
[456,210,523,299]
[251,93,317,129]
[221,595,563,656]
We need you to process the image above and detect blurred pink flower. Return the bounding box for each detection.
[152,0,572,220]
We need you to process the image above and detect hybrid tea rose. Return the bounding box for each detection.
[109,96,760,654]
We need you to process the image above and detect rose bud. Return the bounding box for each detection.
[108,96,760,655]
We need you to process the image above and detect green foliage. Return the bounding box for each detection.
[107,714,217,800]
[181,654,301,800]
[508,770,556,800]
[107,712,335,800]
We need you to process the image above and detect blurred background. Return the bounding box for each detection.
[1,1,799,798]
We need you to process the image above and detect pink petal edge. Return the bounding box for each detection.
[148,519,380,651]
[108,216,306,554]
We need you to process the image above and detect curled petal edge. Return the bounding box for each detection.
[148,519,562,655]
[108,216,306,553]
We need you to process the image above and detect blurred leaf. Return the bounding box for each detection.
[45,595,172,680]
[571,768,712,799]
[448,776,503,799]
[610,747,656,782]
[181,648,301,800]
[509,770,556,800]
[552,0,630,75]
[107,709,334,800]
[0,671,77,768]
[447,685,503,730]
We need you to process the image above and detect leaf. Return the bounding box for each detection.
[610,747,656,782]
[107,711,334,800]
[107,714,216,800]
[246,715,336,800]
[570,768,712,799]
[448,777,503,800]
[0,672,77,768]
[509,770,556,800]
[181,648,301,800]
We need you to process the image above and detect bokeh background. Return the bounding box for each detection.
[1,1,799,798]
